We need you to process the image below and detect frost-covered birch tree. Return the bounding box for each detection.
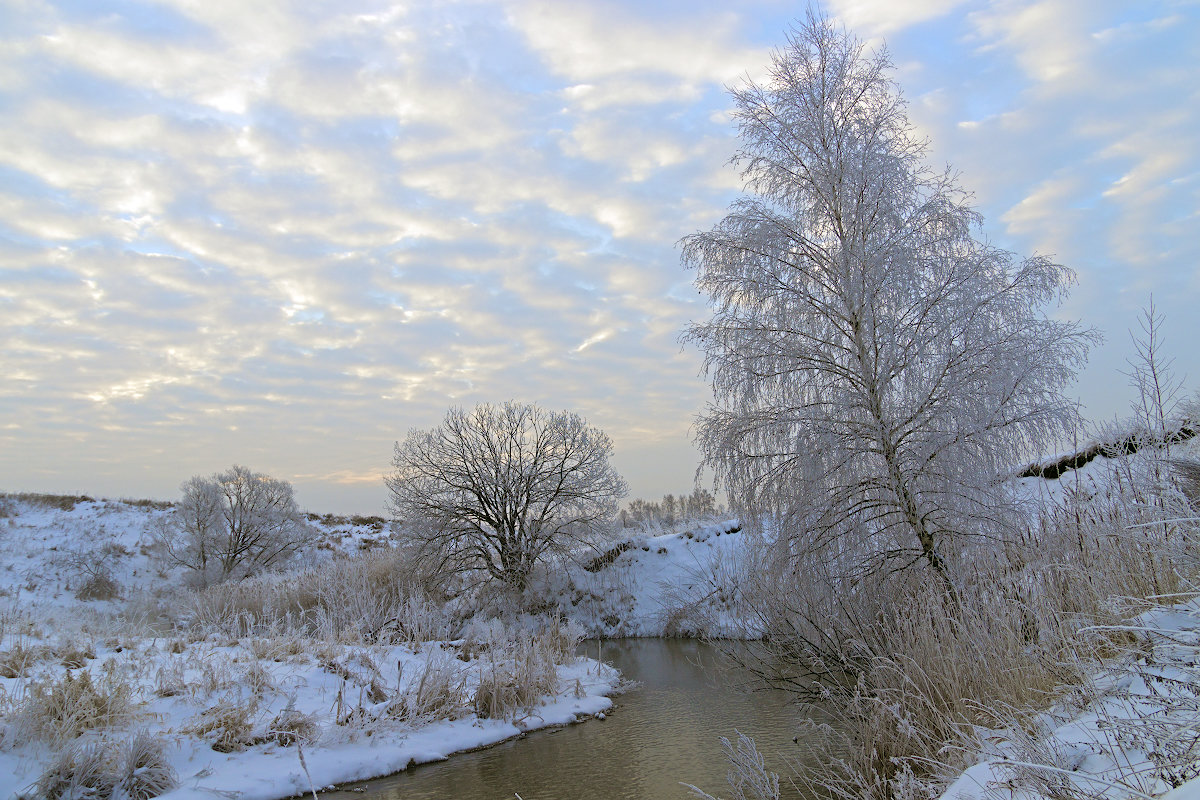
[387,402,627,592]
[683,13,1095,591]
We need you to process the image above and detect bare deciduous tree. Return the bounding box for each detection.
[386,402,627,592]
[682,13,1096,593]
[1124,296,1185,450]
[157,465,309,584]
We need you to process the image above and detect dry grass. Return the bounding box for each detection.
[14,669,135,745]
[472,621,573,720]
[182,700,255,753]
[265,703,318,747]
[153,660,187,698]
[0,493,95,511]
[717,449,1200,800]
[0,641,50,678]
[182,549,451,646]
[387,650,468,724]
[57,643,95,669]
[31,729,176,800]
[686,732,780,800]
[243,661,274,697]
[115,729,178,800]
[33,740,116,800]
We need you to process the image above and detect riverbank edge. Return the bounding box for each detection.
[150,658,621,800]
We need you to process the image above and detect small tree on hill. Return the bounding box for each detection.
[157,465,309,585]
[387,402,627,592]
[682,12,1096,594]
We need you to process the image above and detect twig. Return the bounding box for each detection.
[296,739,319,800]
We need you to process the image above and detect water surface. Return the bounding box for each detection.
[320,639,804,799]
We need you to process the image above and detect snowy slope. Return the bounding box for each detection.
[943,597,1200,800]
[0,495,618,800]
[544,519,749,638]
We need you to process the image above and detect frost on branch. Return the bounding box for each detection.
[682,11,1096,592]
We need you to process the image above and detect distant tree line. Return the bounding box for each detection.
[618,489,721,528]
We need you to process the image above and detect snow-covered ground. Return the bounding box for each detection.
[5,449,1199,800]
[940,439,1200,800]
[0,496,619,800]
[539,518,748,638]
[943,596,1200,800]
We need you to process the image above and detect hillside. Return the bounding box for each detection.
[0,495,619,800]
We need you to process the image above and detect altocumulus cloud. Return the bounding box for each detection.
[0,0,1197,512]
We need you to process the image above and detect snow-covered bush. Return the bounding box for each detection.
[387,650,468,725]
[265,703,318,748]
[55,535,128,602]
[13,669,135,745]
[183,700,255,753]
[32,739,116,800]
[114,729,178,800]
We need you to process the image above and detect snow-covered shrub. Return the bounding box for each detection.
[56,535,127,603]
[28,730,176,800]
[14,669,134,745]
[265,703,317,747]
[75,573,120,602]
[113,729,177,800]
[32,739,116,800]
[387,650,467,725]
[183,700,255,753]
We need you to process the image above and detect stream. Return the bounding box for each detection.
[319,639,804,799]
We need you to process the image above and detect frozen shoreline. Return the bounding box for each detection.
[0,632,621,800]
[149,657,620,800]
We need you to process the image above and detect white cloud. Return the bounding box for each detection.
[1,0,1196,510]
[827,0,968,35]
[507,1,762,86]
[968,0,1096,84]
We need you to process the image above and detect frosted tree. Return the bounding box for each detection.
[1124,297,1184,450]
[387,402,627,592]
[157,465,310,584]
[682,13,1095,593]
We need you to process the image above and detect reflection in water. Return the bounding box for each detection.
[321,639,803,800]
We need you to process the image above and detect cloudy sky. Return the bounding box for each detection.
[1,0,1197,514]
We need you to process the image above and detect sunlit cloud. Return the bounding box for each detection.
[827,0,968,35]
